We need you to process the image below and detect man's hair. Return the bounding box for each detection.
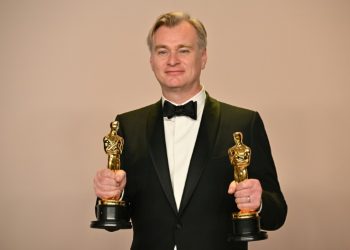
[147,11,207,51]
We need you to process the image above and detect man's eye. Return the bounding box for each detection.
[157,50,168,56]
[179,49,190,54]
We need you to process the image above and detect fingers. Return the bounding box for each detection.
[231,179,262,211]
[93,168,126,200]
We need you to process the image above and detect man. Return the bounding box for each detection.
[94,11,287,250]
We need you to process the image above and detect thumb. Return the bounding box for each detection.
[228,181,237,194]
[114,170,126,183]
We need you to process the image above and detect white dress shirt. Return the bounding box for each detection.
[162,87,206,210]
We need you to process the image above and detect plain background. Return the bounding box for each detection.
[1,0,349,249]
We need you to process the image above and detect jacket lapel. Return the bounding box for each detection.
[178,95,221,214]
[147,100,178,215]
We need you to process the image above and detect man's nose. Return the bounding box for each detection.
[167,52,179,66]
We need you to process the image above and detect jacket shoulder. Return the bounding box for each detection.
[213,98,258,124]
[219,100,256,115]
[116,100,161,122]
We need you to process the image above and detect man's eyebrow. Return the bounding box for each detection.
[154,45,168,50]
[178,44,193,49]
[154,44,193,50]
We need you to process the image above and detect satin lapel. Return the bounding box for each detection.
[147,100,178,215]
[178,95,221,214]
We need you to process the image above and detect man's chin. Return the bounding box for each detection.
[160,81,185,89]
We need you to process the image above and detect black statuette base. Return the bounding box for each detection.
[90,203,132,232]
[228,215,268,242]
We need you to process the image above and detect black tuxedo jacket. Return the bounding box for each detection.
[115,95,287,250]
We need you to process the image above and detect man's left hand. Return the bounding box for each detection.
[228,179,262,211]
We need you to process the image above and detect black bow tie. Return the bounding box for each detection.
[163,100,197,120]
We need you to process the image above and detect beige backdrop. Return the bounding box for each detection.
[1,0,349,249]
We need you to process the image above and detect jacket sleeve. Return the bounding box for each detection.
[249,112,288,230]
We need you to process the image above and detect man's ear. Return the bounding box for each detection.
[201,48,207,69]
[149,54,155,71]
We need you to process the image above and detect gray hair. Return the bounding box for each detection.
[147,11,207,51]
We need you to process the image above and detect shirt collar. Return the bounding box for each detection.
[162,86,206,106]
[162,86,207,120]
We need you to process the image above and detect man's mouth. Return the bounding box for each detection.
[165,70,184,76]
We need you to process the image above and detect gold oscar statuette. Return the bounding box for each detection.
[102,121,124,205]
[228,132,267,241]
[90,121,132,231]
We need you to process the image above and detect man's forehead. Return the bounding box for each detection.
[152,23,198,46]
[155,21,196,34]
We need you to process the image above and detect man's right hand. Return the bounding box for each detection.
[93,168,126,200]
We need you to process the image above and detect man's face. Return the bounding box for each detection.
[150,21,207,98]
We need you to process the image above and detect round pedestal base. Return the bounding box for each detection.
[90,219,132,232]
[228,215,268,242]
[90,203,132,232]
[228,230,268,242]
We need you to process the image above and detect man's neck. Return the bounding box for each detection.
[162,85,203,104]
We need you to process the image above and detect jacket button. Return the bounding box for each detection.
[176,223,182,229]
